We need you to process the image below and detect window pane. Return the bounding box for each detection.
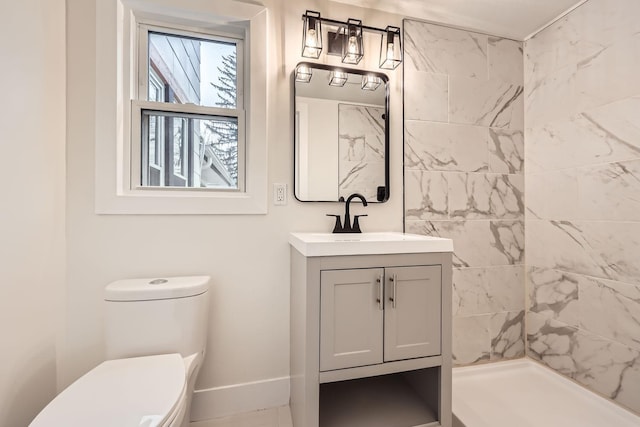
[142,110,238,190]
[148,115,163,167]
[148,31,237,109]
[201,117,238,188]
[149,68,165,102]
[173,117,187,177]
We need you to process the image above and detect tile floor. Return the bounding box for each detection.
[190,406,292,427]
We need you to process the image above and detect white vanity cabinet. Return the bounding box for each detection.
[289,233,453,427]
[320,266,441,371]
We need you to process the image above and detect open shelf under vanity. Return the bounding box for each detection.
[320,368,441,427]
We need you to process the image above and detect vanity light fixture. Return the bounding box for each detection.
[300,11,403,69]
[301,10,322,59]
[379,26,402,70]
[295,64,313,83]
[329,70,348,87]
[361,75,382,91]
[342,19,364,65]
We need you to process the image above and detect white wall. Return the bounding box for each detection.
[63,0,404,419]
[0,0,66,425]
[296,97,340,201]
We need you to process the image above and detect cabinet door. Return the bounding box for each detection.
[320,268,384,371]
[384,265,441,362]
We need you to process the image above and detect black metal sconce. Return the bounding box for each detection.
[379,26,402,70]
[295,64,313,83]
[301,10,322,59]
[342,19,364,65]
[329,70,348,87]
[361,75,382,91]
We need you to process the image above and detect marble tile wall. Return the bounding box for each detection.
[524,0,640,415]
[403,20,525,366]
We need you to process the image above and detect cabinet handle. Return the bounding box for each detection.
[389,274,397,308]
[376,275,384,310]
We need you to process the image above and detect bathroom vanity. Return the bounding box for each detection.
[289,232,453,427]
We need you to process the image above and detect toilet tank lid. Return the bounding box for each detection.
[105,275,210,301]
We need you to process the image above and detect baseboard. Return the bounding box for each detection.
[190,376,290,421]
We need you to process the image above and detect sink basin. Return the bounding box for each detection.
[289,232,454,257]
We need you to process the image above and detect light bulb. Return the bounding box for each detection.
[346,35,358,61]
[305,28,319,57]
[386,42,395,61]
[348,36,358,54]
[307,28,318,48]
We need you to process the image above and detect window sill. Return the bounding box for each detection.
[96,189,267,215]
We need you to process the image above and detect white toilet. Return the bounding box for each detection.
[30,276,210,427]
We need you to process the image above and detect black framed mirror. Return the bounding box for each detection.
[293,62,389,202]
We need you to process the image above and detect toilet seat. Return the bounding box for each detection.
[30,354,187,427]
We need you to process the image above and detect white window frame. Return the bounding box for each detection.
[134,24,246,192]
[95,0,268,214]
[135,25,246,192]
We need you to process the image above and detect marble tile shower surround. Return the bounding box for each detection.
[338,104,385,200]
[524,1,640,129]
[403,1,640,414]
[524,0,640,415]
[403,20,525,367]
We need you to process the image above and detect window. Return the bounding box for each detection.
[95,0,267,214]
[134,26,245,191]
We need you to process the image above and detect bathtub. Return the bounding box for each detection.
[452,359,640,427]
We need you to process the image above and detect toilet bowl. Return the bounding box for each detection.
[30,276,210,427]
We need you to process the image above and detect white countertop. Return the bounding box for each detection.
[289,232,454,257]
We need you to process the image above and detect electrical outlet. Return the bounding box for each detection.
[274,183,287,205]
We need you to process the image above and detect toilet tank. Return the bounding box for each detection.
[104,276,210,360]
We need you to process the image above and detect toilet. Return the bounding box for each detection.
[30,276,210,427]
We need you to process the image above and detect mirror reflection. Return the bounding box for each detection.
[294,63,389,202]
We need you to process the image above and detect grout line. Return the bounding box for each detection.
[524,0,590,41]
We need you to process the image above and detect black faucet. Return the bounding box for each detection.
[327,193,368,233]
